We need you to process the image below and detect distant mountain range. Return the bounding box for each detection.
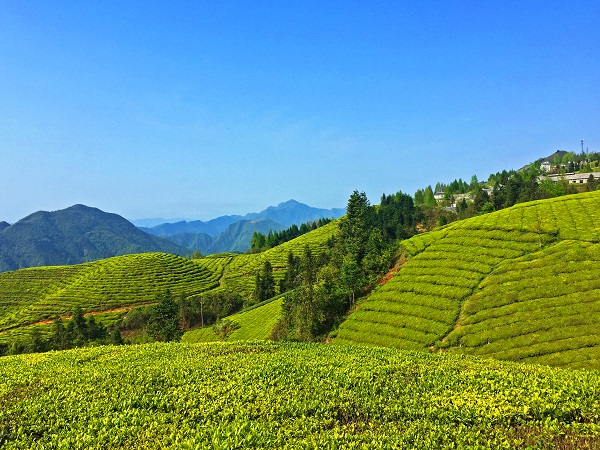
[0,205,187,272]
[138,200,345,254]
[0,200,345,272]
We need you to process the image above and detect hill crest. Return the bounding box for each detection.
[0,204,187,272]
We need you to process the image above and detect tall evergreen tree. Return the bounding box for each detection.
[67,306,88,347]
[255,260,275,301]
[146,290,183,342]
[51,317,69,350]
[337,190,374,265]
[28,328,47,353]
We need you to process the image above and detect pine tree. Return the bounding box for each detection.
[67,307,88,347]
[259,261,275,300]
[51,317,69,350]
[110,327,124,345]
[146,290,183,342]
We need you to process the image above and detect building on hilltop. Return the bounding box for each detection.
[434,192,445,201]
[539,172,600,184]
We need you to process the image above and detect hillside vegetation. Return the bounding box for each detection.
[334,190,600,370]
[182,298,284,343]
[1,342,599,449]
[0,204,187,272]
[0,253,221,333]
[0,221,337,347]
[216,220,338,297]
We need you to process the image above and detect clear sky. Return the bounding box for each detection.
[1,1,599,223]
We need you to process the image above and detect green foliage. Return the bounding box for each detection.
[253,260,275,302]
[0,342,598,449]
[277,190,417,342]
[219,220,338,297]
[146,290,182,342]
[180,290,243,329]
[212,318,240,340]
[182,298,284,343]
[250,217,332,252]
[335,190,600,370]
[0,252,221,334]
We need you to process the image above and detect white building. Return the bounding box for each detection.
[539,172,600,184]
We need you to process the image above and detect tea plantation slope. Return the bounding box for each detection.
[441,239,600,369]
[218,220,337,296]
[182,297,284,343]
[0,252,221,332]
[1,342,599,449]
[334,191,600,370]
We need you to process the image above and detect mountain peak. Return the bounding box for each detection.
[277,199,303,207]
[0,205,187,272]
[64,204,101,213]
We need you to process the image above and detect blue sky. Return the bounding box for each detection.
[1,1,599,223]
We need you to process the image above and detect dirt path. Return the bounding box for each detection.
[218,256,234,287]
[378,256,407,286]
[0,303,156,334]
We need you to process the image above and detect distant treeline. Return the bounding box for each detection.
[249,218,333,253]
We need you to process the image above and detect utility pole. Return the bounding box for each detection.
[581,139,585,154]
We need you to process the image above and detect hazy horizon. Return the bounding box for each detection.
[2,1,599,223]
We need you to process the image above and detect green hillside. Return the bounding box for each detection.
[0,252,220,333]
[334,190,600,370]
[1,342,598,449]
[182,297,284,343]
[217,220,337,296]
[0,204,187,272]
[0,220,336,343]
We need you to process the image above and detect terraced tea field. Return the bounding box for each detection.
[0,253,221,332]
[441,239,600,369]
[335,191,600,370]
[0,220,336,341]
[218,220,337,296]
[1,341,598,449]
[182,297,284,343]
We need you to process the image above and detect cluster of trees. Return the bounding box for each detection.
[452,173,581,221]
[271,190,417,341]
[541,150,600,173]
[254,261,276,302]
[1,307,123,356]
[185,250,203,260]
[416,157,600,225]
[2,289,245,356]
[120,290,244,341]
[250,218,332,253]
[180,290,244,329]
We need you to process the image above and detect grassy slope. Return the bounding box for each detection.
[217,220,337,297]
[1,342,598,449]
[334,190,600,370]
[0,253,221,333]
[0,221,336,340]
[182,297,284,343]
